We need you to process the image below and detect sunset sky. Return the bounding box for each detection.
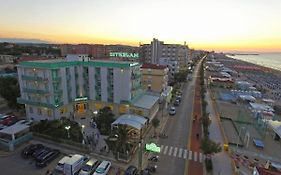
[1,0,281,52]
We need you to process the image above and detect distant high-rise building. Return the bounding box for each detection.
[140,38,189,67]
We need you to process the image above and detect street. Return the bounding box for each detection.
[155,61,202,175]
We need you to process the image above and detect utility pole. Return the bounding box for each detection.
[138,127,143,171]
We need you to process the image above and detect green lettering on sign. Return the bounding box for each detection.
[145,143,161,153]
[109,52,139,59]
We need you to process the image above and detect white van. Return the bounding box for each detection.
[63,154,87,175]
[55,155,73,172]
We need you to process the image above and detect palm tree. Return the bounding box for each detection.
[113,125,131,154]
[152,118,160,136]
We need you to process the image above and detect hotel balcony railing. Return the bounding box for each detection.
[23,88,49,94]
[54,89,63,94]
[22,75,47,81]
[52,77,61,82]
[17,98,63,108]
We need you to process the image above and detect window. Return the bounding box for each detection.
[29,107,33,113]
[37,108,42,115]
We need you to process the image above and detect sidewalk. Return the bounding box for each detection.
[206,89,234,175]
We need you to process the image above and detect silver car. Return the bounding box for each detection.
[79,158,101,175]
[169,107,176,115]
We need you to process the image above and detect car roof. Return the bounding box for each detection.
[98,160,110,168]
[86,158,98,166]
[170,107,176,109]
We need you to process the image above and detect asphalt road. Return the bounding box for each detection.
[155,62,201,175]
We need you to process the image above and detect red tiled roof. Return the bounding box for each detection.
[18,56,53,62]
[256,167,281,175]
[141,63,167,70]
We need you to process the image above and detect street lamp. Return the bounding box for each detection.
[65,126,71,139]
[81,125,85,144]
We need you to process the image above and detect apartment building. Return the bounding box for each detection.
[141,64,169,93]
[140,38,189,67]
[17,55,143,121]
[0,55,16,64]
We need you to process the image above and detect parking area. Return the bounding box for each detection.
[0,143,122,175]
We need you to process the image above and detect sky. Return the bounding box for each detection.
[0,0,281,52]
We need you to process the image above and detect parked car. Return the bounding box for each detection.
[169,107,176,116]
[0,115,17,126]
[55,155,74,172]
[174,99,180,106]
[79,158,101,175]
[125,165,138,175]
[0,124,7,130]
[15,119,33,126]
[93,160,111,175]
[176,95,182,102]
[32,147,51,160]
[21,144,44,158]
[35,149,60,168]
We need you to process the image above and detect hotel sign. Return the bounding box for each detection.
[109,52,139,59]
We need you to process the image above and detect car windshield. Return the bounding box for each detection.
[95,167,105,173]
[82,164,92,172]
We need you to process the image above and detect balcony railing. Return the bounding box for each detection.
[17,98,63,108]
[23,88,48,94]
[22,75,47,81]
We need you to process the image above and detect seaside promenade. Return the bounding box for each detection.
[187,60,203,175]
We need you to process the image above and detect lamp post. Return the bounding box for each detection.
[81,125,85,144]
[65,126,71,139]
[138,127,143,171]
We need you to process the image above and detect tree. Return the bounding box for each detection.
[174,70,188,82]
[94,106,115,135]
[200,138,222,155]
[112,125,132,154]
[151,118,160,136]
[0,77,22,109]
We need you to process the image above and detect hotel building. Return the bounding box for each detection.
[17,55,150,121]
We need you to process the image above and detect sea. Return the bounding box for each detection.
[228,53,281,71]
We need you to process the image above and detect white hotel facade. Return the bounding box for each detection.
[17,55,154,121]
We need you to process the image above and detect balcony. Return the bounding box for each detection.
[17,98,62,108]
[23,88,48,94]
[52,77,61,82]
[54,89,63,94]
[22,75,47,81]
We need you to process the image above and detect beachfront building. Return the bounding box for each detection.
[141,63,169,93]
[140,38,189,69]
[16,54,160,121]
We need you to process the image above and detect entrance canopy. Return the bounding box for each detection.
[111,114,148,130]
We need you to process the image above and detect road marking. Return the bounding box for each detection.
[189,151,192,160]
[160,145,164,153]
[199,153,203,162]
[168,147,173,156]
[178,148,183,158]
[194,152,198,161]
[163,146,169,155]
[183,149,188,159]
[173,147,178,157]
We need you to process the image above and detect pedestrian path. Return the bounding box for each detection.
[158,144,205,163]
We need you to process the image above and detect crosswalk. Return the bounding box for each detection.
[158,144,205,163]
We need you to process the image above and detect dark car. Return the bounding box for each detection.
[174,99,180,106]
[140,169,151,175]
[21,144,44,158]
[35,149,60,168]
[125,165,138,175]
[32,147,51,160]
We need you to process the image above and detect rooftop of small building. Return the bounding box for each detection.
[141,63,168,70]
[132,94,159,110]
